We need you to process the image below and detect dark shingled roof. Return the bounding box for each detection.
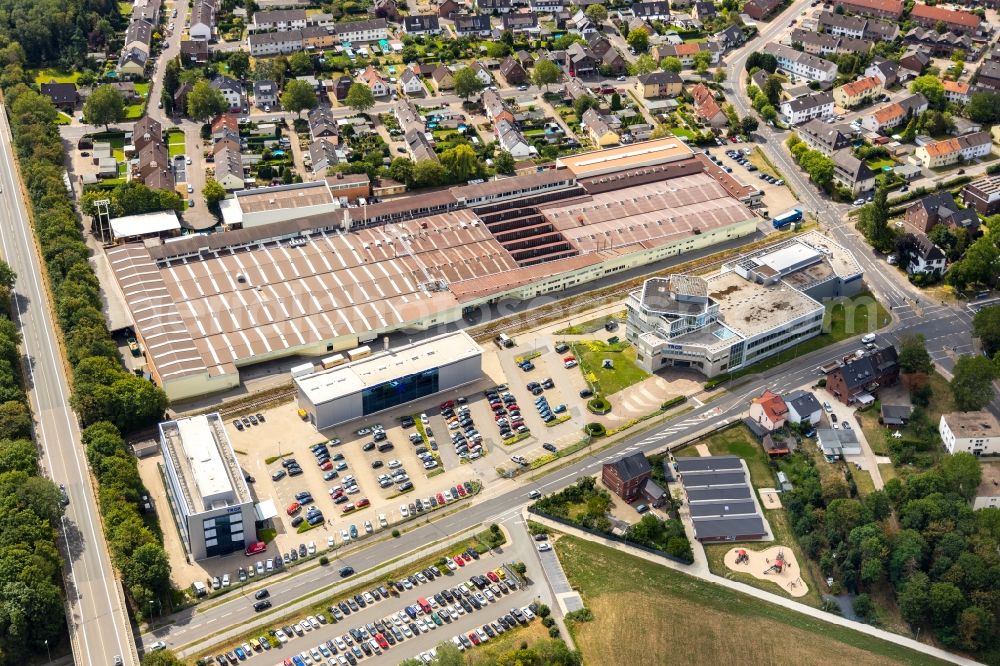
[606,451,651,482]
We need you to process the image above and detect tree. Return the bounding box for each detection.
[280,79,318,117]
[388,157,414,184]
[227,51,251,80]
[627,27,650,54]
[494,150,515,175]
[288,51,313,76]
[714,68,727,84]
[853,593,876,623]
[186,80,227,121]
[898,334,932,374]
[440,144,481,182]
[946,235,1000,291]
[660,56,682,73]
[345,83,375,114]
[764,74,784,105]
[142,650,185,666]
[83,84,125,129]
[693,50,712,75]
[740,116,758,136]
[532,59,561,90]
[950,354,996,411]
[452,66,484,101]
[584,4,608,22]
[910,74,946,109]
[973,305,1000,357]
[411,160,448,188]
[965,91,1000,124]
[631,54,658,76]
[0,438,38,474]
[610,92,622,111]
[857,181,893,252]
[203,178,226,206]
[940,451,982,501]
[745,51,778,73]
[0,401,32,441]
[928,581,966,626]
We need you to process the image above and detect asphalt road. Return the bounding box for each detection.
[0,106,136,664]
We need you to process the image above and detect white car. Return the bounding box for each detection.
[400,504,410,517]
[221,574,231,587]
[256,561,264,574]
[149,641,167,651]
[328,535,335,548]
[275,629,288,644]
[307,541,316,555]
[378,513,388,528]
[341,529,351,543]
[538,542,552,552]
[823,401,833,413]
[452,636,465,651]
[521,606,535,620]
[364,520,373,533]
[334,636,347,651]
[299,620,311,633]
[308,615,321,629]
[186,184,194,193]
[388,459,402,468]
[446,558,457,571]
[186,157,192,165]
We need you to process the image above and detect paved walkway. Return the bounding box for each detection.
[525,515,981,665]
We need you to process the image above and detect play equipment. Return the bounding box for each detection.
[735,549,749,565]
[762,550,785,575]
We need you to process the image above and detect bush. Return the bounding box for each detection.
[565,608,593,623]
[817,378,827,387]
[542,616,555,627]
[319,556,329,565]
[661,396,686,410]
[548,625,561,638]
[512,561,527,575]
[537,603,550,617]
[587,396,611,414]
[391,529,401,538]
[584,422,606,437]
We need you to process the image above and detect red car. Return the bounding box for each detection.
[342,503,356,513]
[356,498,371,509]
[439,400,455,410]
[486,571,499,583]
[463,553,473,562]
[286,502,301,516]
[436,493,446,504]
[319,460,334,471]
[468,632,481,646]
[456,485,467,497]
[507,405,519,412]
[455,556,465,567]
[375,633,389,650]
[245,541,267,556]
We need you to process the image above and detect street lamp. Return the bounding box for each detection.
[44,639,51,664]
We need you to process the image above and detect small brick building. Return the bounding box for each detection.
[602,452,652,503]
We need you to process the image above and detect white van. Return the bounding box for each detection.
[861,334,876,344]
[191,580,207,597]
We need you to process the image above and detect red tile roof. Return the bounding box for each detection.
[753,390,788,423]
[910,3,981,28]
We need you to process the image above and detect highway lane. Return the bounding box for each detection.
[146,288,966,656]
[0,106,135,665]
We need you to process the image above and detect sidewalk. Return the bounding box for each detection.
[527,515,980,666]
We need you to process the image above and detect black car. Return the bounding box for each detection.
[362,442,376,452]
[253,600,271,612]
[281,458,298,468]
[254,589,270,600]
[340,566,355,578]
[290,515,304,527]
[371,460,384,469]
[287,466,303,477]
[339,601,351,615]
[543,443,558,453]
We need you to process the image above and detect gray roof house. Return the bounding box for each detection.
[784,390,822,425]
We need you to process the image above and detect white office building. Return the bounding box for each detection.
[761,42,838,83]
[940,411,1000,455]
[159,414,257,560]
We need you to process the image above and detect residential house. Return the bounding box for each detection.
[817,11,865,38]
[499,56,528,84]
[189,0,216,40]
[834,0,903,20]
[906,234,947,276]
[133,116,163,152]
[976,60,1000,92]
[470,62,493,86]
[403,14,441,34]
[962,174,1000,215]
[601,48,628,75]
[482,89,515,124]
[334,76,353,101]
[784,390,822,425]
[501,12,539,33]
[251,9,307,31]
[248,30,303,56]
[399,68,424,96]
[40,82,78,110]
[632,1,671,21]
[779,91,834,125]
[582,108,619,146]
[454,13,492,36]
[880,404,912,426]
[972,462,1000,510]
[833,76,883,109]
[213,145,246,190]
[563,77,592,102]
[530,0,564,12]
[864,59,898,88]
[124,19,153,53]
[904,27,978,59]
[691,83,727,127]
[693,1,717,20]
[627,17,655,37]
[495,118,535,159]
[516,50,536,68]
[211,75,244,111]
[566,42,598,77]
[136,141,174,192]
[478,0,512,13]
[832,149,876,196]
[404,128,438,163]
[712,25,745,51]
[904,191,980,234]
[749,390,788,431]
[308,107,339,139]
[601,452,652,502]
[939,411,1000,455]
[798,119,855,156]
[636,71,682,99]
[360,66,389,96]
[761,43,838,83]
[173,82,193,113]
[943,80,972,105]
[899,47,931,79]
[210,114,240,143]
[301,25,337,49]
[374,0,401,21]
[438,0,462,18]
[817,428,862,457]
[180,39,210,65]
[915,131,993,169]
[309,138,341,173]
[859,93,928,133]
[750,69,770,93]
[332,18,389,43]
[909,3,984,35]
[655,41,719,69]
[744,0,783,21]
[252,80,279,109]
[826,345,899,404]
[431,66,455,91]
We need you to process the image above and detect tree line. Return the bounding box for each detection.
[0,259,68,662]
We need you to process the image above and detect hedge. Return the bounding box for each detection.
[661,395,686,410]
[584,422,606,437]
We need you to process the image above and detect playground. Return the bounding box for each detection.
[724,546,809,598]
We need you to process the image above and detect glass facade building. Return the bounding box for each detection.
[361,368,440,415]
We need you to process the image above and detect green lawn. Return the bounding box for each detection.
[666,126,697,140]
[866,159,895,171]
[55,112,72,126]
[571,341,650,396]
[556,536,950,666]
[166,128,186,158]
[31,68,80,86]
[694,424,773,487]
[93,130,126,162]
[554,310,625,335]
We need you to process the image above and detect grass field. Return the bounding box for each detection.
[554,310,625,335]
[857,372,953,461]
[93,130,126,161]
[556,535,950,666]
[466,622,551,665]
[167,128,186,157]
[56,112,72,126]
[851,466,876,496]
[31,68,80,86]
[747,147,779,178]
[125,82,150,120]
[691,424,772,487]
[572,341,650,396]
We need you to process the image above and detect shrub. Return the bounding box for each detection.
[542,616,555,627]
[537,603,551,617]
[584,422,606,437]
[817,378,827,387]
[661,395,686,410]
[512,561,527,575]
[319,556,329,565]
[587,396,611,414]
[391,529,401,538]
[565,608,593,623]
[548,625,561,638]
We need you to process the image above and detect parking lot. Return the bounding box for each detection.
[704,142,799,217]
[202,555,541,666]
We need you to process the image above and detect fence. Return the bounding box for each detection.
[526,506,692,566]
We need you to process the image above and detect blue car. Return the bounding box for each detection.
[521,362,534,372]
[554,404,567,414]
[234,647,246,660]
